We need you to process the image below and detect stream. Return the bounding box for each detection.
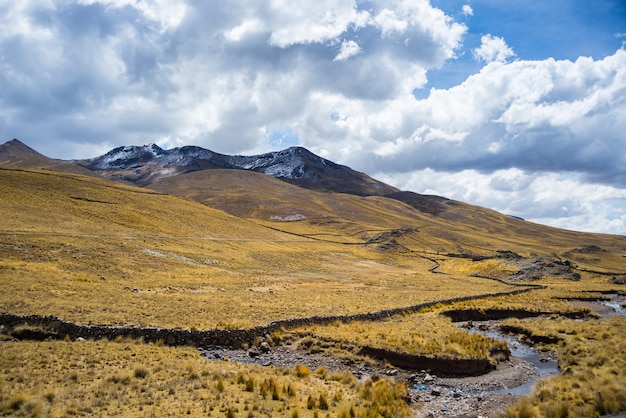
[457,293,625,397]
[465,322,558,396]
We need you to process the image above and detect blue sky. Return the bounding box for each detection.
[427,0,626,89]
[1,1,625,235]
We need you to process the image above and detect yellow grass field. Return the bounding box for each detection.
[1,167,625,416]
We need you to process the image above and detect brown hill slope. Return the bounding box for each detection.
[1,167,625,332]
[149,167,626,272]
[0,139,96,175]
[2,168,537,328]
[0,139,57,168]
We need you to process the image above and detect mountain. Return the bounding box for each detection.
[2,139,626,330]
[0,139,96,175]
[77,143,399,196]
[0,139,58,168]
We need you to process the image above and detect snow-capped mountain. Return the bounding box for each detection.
[78,144,399,196]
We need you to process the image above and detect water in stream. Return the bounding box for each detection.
[471,325,558,396]
[464,293,625,396]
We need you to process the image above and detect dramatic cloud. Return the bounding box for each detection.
[0,0,624,234]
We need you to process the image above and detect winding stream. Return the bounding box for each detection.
[462,293,625,396]
[467,323,558,396]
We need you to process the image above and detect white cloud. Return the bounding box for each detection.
[266,0,369,47]
[224,18,266,42]
[1,1,625,234]
[375,169,626,235]
[334,40,361,61]
[77,0,188,31]
[462,5,473,16]
[473,34,515,63]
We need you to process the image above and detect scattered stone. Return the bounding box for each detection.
[218,288,226,292]
[260,342,271,353]
[424,373,434,382]
[431,388,441,396]
[248,349,261,358]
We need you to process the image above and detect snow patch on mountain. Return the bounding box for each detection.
[91,144,165,169]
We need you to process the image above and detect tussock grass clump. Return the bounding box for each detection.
[297,312,507,362]
[294,364,312,378]
[0,338,413,417]
[505,316,626,417]
[358,378,412,418]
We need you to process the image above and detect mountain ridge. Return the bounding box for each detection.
[0,139,469,217]
[72,141,399,196]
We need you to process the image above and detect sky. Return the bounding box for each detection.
[1,1,626,235]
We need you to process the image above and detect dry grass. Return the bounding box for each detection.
[296,312,507,362]
[1,169,534,329]
[2,168,626,416]
[0,338,413,417]
[504,316,626,417]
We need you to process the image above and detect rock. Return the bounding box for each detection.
[387,369,399,376]
[248,349,261,358]
[424,373,434,382]
[76,337,85,342]
[431,388,441,396]
[260,342,271,353]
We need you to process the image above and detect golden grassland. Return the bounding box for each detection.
[0,229,522,329]
[2,168,626,416]
[1,168,529,329]
[294,312,508,362]
[504,316,626,418]
[0,338,412,417]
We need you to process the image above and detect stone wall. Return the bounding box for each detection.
[0,286,543,349]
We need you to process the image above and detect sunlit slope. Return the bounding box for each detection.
[0,168,292,240]
[0,168,521,328]
[149,169,432,242]
[397,200,626,272]
[149,168,626,270]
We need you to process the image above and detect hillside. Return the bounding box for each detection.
[0,167,524,329]
[1,139,625,326]
[2,166,625,330]
[2,142,626,417]
[72,142,399,196]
